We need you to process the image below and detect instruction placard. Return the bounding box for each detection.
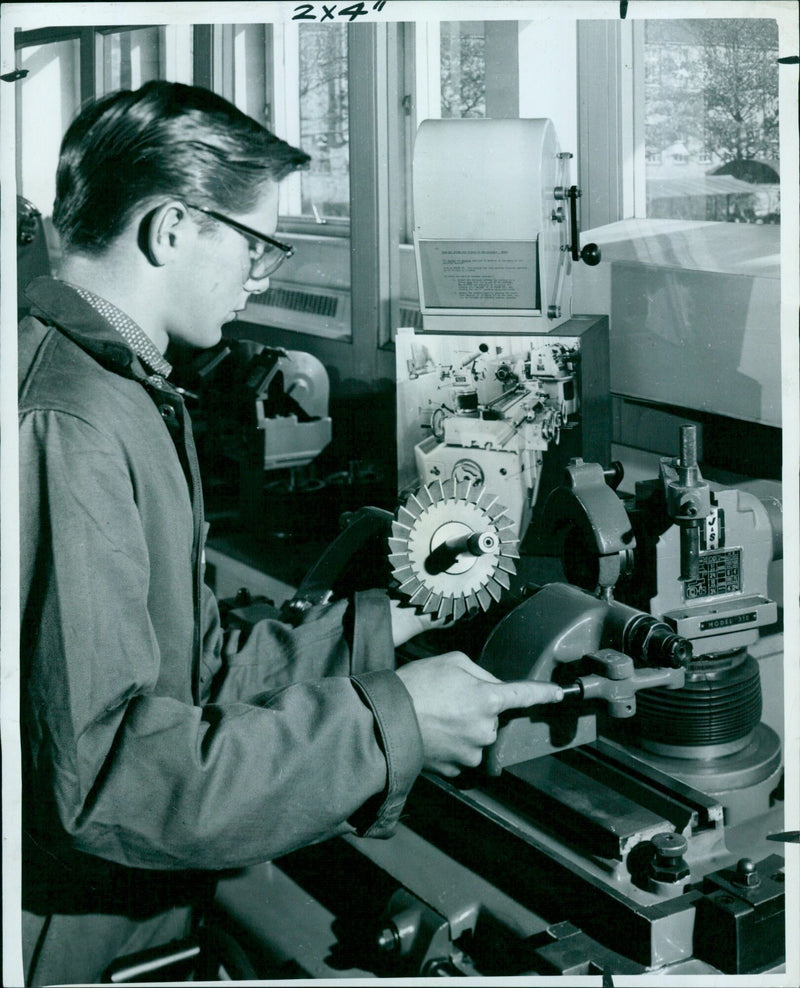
[418,240,539,310]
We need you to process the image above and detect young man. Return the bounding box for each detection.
[17,81,563,985]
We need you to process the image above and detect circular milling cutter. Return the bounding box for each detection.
[388,479,520,621]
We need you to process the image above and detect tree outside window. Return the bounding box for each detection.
[644,19,780,224]
[298,24,349,219]
[440,22,486,119]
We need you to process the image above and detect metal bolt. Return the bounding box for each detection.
[652,832,688,857]
[649,832,690,884]
[680,424,698,469]
[734,857,761,888]
[376,926,399,953]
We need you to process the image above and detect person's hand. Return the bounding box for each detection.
[389,596,449,648]
[396,651,563,777]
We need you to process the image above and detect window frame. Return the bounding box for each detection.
[14,24,193,100]
[269,20,352,238]
[577,18,644,229]
[577,17,782,231]
[205,22,405,372]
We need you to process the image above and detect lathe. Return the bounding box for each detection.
[398,333,583,544]
[214,425,786,978]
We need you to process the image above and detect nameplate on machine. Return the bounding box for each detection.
[664,595,777,640]
[699,611,758,631]
[417,239,538,310]
[684,547,742,599]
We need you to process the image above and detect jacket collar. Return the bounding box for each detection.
[23,276,153,383]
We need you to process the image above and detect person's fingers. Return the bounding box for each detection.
[493,680,564,712]
[447,656,561,700]
[434,761,462,778]
[460,660,503,684]
[480,716,500,746]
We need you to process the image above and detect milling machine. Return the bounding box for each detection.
[213,426,786,979]
[539,425,784,826]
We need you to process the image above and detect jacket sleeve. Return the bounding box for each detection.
[19,408,423,873]
[203,583,424,838]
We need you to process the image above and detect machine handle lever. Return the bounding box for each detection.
[561,653,686,718]
[566,185,601,266]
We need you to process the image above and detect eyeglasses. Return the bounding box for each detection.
[185,203,294,281]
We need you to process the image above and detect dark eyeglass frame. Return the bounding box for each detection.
[185,203,294,279]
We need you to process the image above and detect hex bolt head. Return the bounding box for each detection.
[734,857,761,888]
[376,926,399,953]
[649,832,690,884]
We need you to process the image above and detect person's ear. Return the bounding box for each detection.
[143,201,189,267]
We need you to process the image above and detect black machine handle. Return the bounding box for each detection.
[566,185,601,266]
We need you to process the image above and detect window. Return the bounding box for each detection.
[297,24,350,220]
[255,22,351,228]
[226,23,352,232]
[222,23,354,343]
[643,19,780,224]
[577,17,782,229]
[13,24,192,260]
[439,22,486,119]
[99,27,165,92]
[15,36,81,245]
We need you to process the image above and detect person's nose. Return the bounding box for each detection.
[243,273,270,295]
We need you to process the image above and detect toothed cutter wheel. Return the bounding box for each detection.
[389,479,519,621]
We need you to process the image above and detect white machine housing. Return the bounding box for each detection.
[411,339,580,540]
[413,118,573,332]
[256,350,332,471]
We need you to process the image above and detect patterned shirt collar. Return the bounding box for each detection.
[66,282,172,378]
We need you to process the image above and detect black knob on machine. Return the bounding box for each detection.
[580,242,602,266]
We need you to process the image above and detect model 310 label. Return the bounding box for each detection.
[699,611,758,631]
[684,548,742,599]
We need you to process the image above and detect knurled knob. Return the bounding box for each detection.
[652,832,688,858]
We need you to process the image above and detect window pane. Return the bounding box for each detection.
[16,39,81,225]
[440,22,486,118]
[297,24,349,220]
[233,24,268,125]
[100,27,165,93]
[644,20,780,224]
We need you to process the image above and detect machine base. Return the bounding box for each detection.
[214,740,785,978]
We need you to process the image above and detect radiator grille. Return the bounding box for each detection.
[398,305,424,331]
[250,286,339,319]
